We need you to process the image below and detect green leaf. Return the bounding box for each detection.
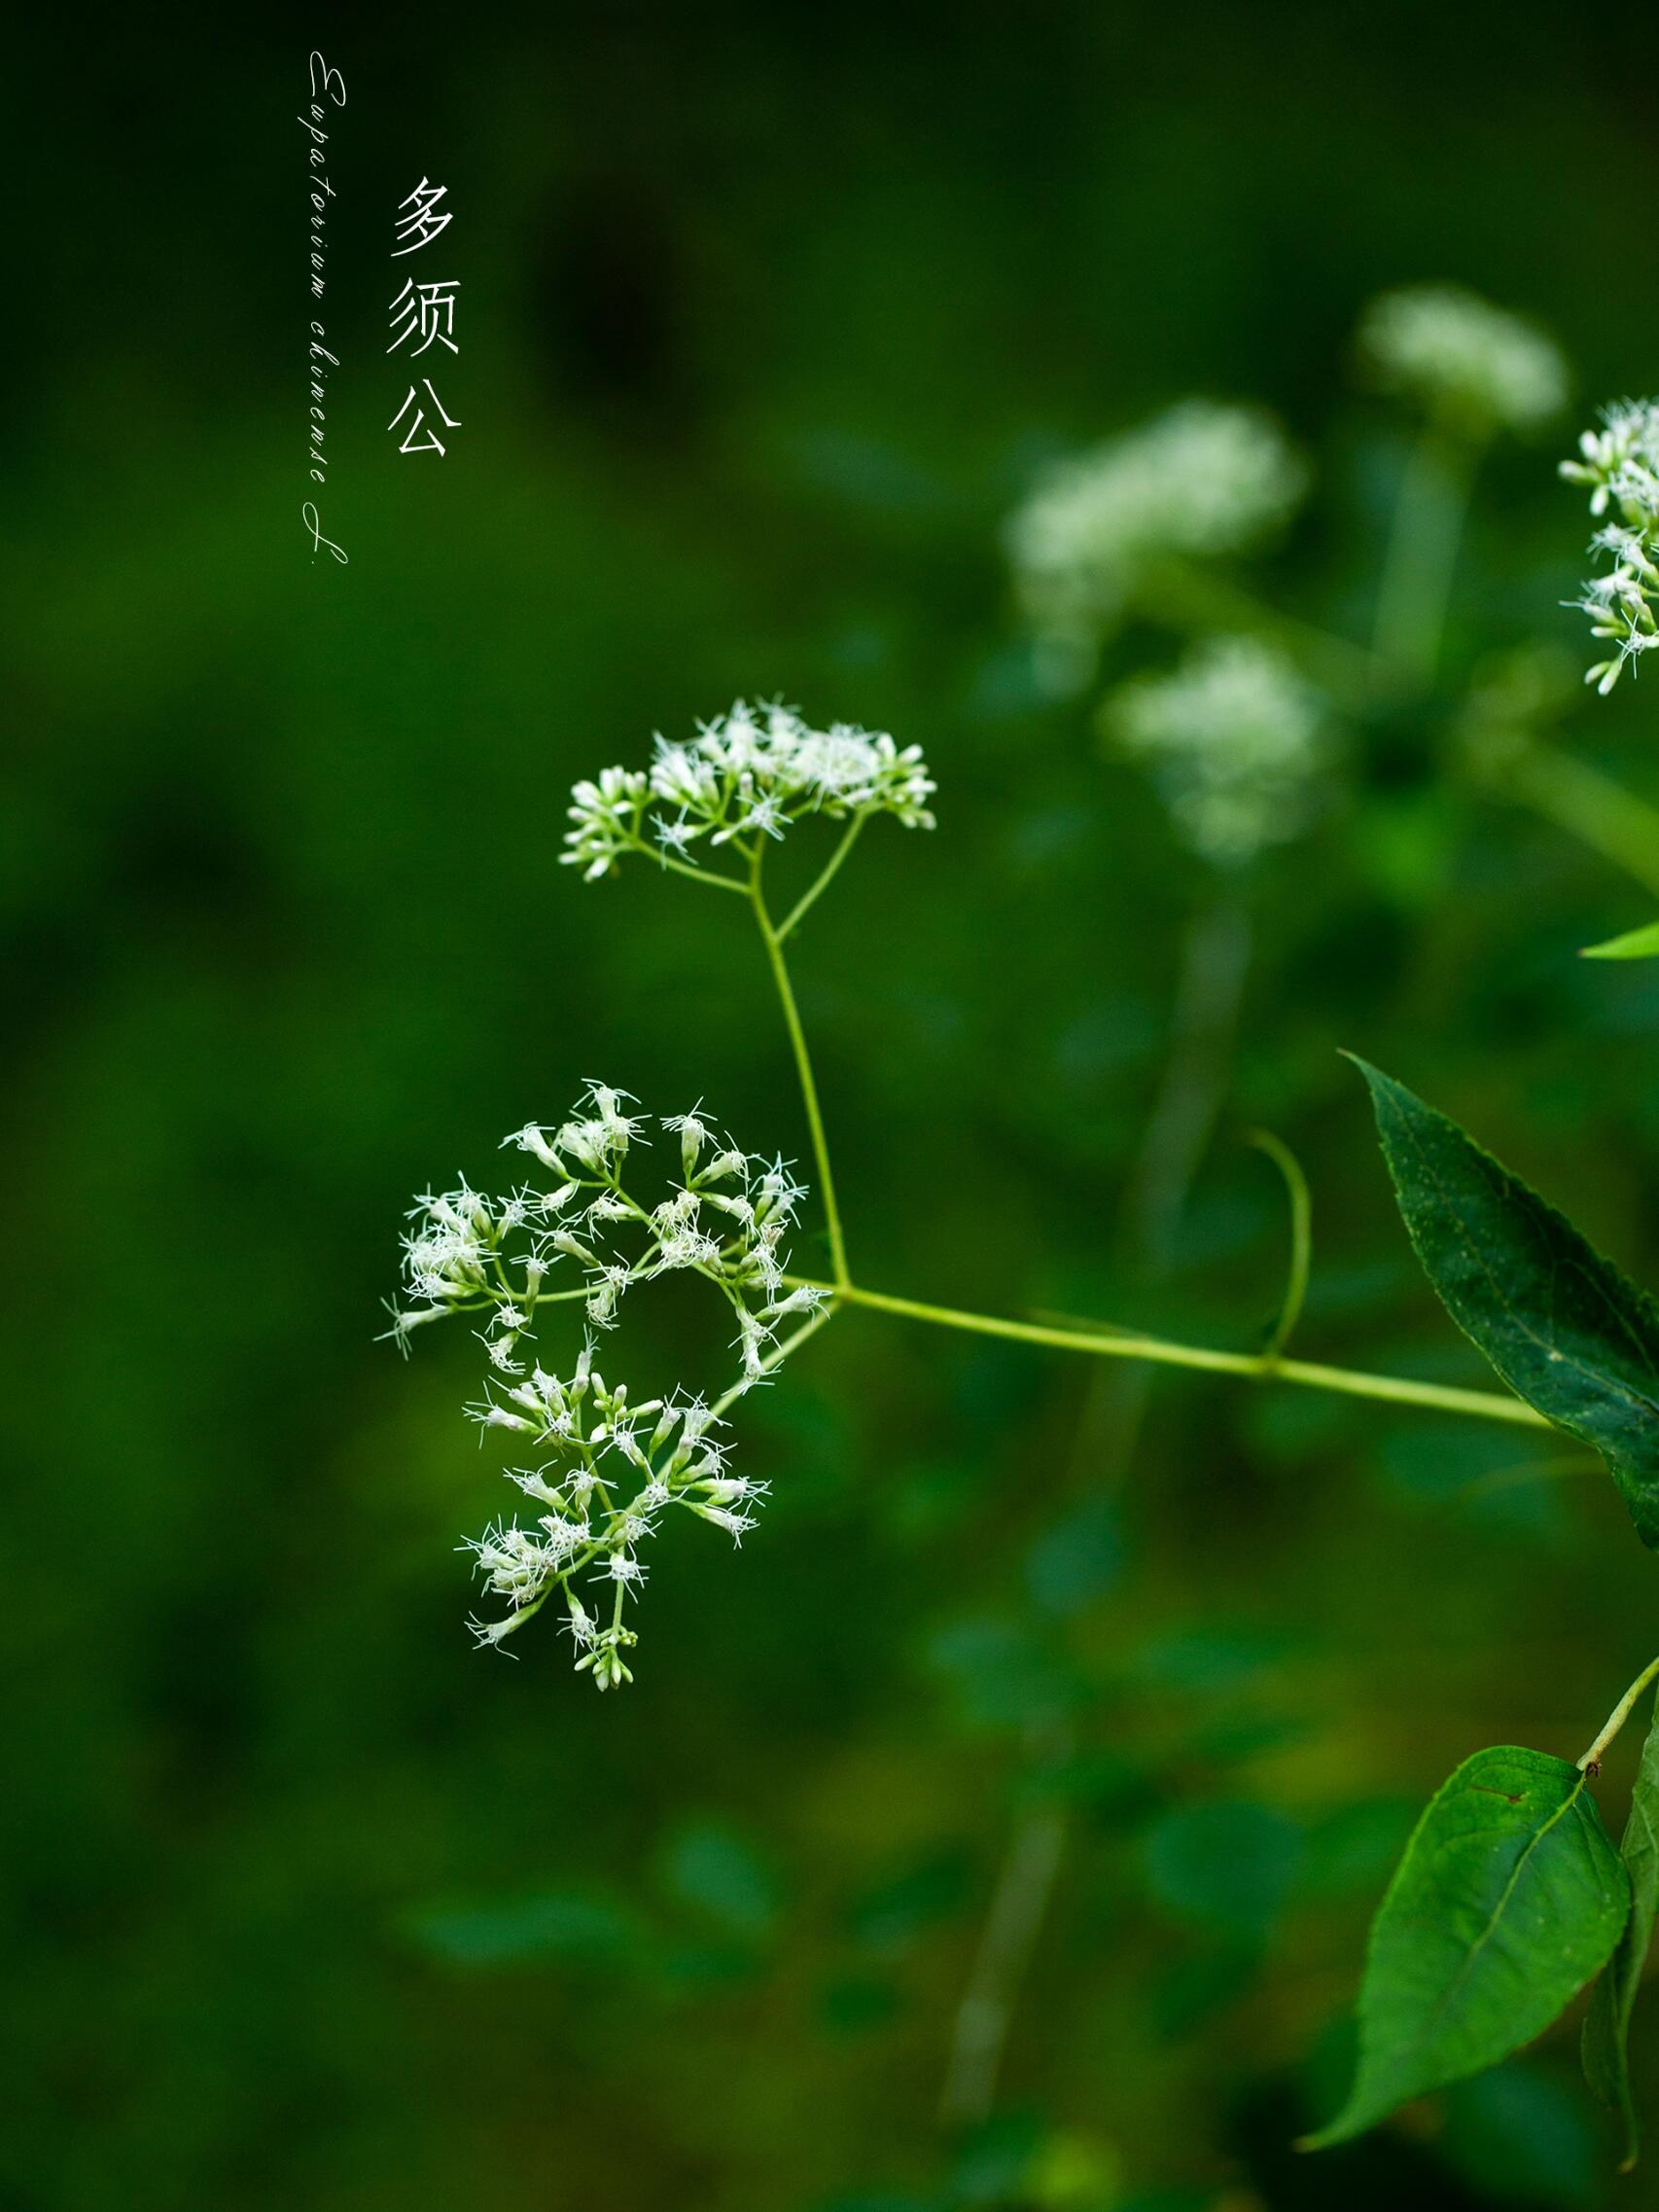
[1303,1746,1628,2149]
[1583,1695,1659,2170]
[1353,1058,1659,1549]
[1582,919,1659,961]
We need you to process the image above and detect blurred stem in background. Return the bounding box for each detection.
[1060,898,1257,1507]
[1503,739,1659,903]
[938,896,1253,2129]
[1372,424,1474,683]
[1453,654,1659,905]
[1146,558,1389,710]
[938,1720,1072,2128]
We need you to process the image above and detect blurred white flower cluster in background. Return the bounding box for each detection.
[1005,400,1308,687]
[1358,284,1570,438]
[1103,637,1329,867]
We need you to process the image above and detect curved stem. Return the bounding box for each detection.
[776,812,870,942]
[1247,1128,1312,1362]
[782,1275,1547,1427]
[1579,1655,1659,1771]
[751,862,852,1289]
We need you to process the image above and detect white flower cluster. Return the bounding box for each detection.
[391,1084,823,1686]
[1006,401,1308,678]
[1358,285,1569,437]
[562,700,935,880]
[1561,400,1659,695]
[1104,637,1328,867]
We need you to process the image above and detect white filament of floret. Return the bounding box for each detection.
[402,1083,810,1677]
[560,701,935,877]
[1562,399,1659,692]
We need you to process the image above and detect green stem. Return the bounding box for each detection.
[784,1275,1546,1427]
[648,850,751,896]
[623,832,752,893]
[1579,1655,1659,1771]
[1505,741,1659,903]
[751,861,852,1289]
[1372,423,1475,683]
[775,812,870,942]
[716,790,1540,1435]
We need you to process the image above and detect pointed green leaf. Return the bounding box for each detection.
[1353,1057,1659,1548]
[1305,1746,1628,2149]
[1582,919,1659,961]
[1583,1696,1659,2170]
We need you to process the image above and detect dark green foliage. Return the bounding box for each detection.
[1356,1060,1659,1546]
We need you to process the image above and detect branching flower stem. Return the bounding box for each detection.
[653,850,750,897]
[780,1276,1545,1425]
[750,847,853,1291]
[776,810,871,942]
[677,810,1549,1432]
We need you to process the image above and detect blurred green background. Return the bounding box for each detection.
[11,7,1659,2206]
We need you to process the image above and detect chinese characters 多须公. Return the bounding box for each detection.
[387,180,461,457]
